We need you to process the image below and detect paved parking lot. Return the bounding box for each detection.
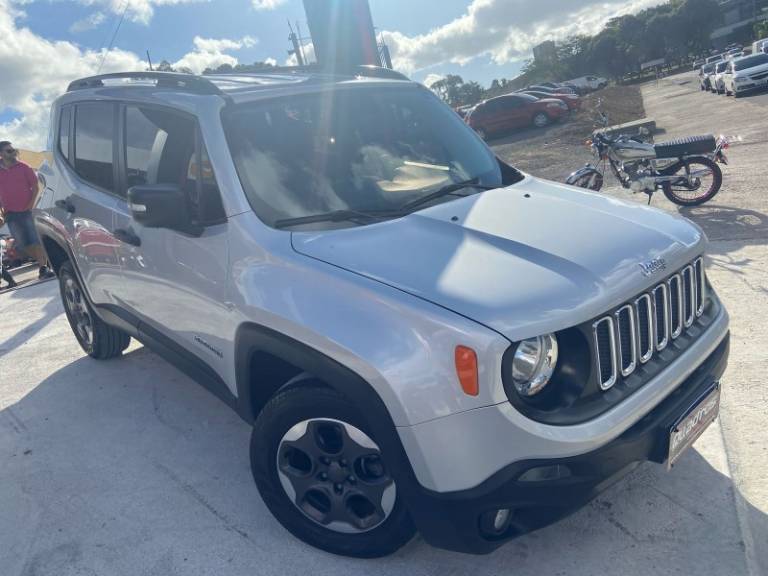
[1,72,766,575]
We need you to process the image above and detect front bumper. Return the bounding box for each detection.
[405,333,730,554]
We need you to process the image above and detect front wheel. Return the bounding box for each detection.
[568,170,604,191]
[250,384,416,558]
[661,157,722,206]
[59,261,131,359]
[532,112,550,128]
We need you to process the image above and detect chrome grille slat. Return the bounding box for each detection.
[682,265,695,328]
[635,294,654,363]
[615,305,637,377]
[668,274,683,339]
[593,258,708,393]
[653,284,669,351]
[593,317,617,390]
[694,257,706,317]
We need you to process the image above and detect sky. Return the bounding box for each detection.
[0,0,667,149]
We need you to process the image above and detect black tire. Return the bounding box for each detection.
[532,112,550,128]
[570,170,604,191]
[59,261,130,359]
[661,156,723,206]
[251,384,416,558]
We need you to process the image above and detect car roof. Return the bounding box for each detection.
[61,67,414,107]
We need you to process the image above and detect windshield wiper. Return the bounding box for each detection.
[274,209,397,229]
[398,177,501,212]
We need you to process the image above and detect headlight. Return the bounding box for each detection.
[511,334,558,397]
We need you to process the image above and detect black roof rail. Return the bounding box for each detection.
[206,64,409,81]
[66,72,222,95]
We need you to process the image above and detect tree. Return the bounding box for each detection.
[430,75,466,106]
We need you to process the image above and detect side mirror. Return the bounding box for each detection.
[127,184,202,236]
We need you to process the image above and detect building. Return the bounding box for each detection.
[711,0,768,48]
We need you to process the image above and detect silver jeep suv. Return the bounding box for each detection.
[36,69,730,557]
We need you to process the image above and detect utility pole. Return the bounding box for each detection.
[146,50,153,71]
[288,20,305,66]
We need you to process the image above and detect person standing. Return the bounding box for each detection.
[0,141,54,279]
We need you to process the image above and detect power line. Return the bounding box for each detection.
[97,0,131,74]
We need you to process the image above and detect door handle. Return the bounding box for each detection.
[114,228,141,247]
[55,198,75,213]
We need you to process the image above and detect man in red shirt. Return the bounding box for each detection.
[0,141,53,279]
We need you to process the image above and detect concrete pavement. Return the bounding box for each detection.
[1,72,766,575]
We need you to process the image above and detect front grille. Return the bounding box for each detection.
[751,71,768,81]
[593,257,705,390]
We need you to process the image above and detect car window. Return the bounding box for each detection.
[734,54,768,71]
[124,105,225,224]
[74,102,115,192]
[58,106,71,162]
[223,86,502,228]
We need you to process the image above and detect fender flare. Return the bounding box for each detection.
[234,321,425,503]
[565,165,604,190]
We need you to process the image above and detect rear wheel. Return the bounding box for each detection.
[661,157,722,206]
[251,384,415,558]
[59,261,130,359]
[532,112,550,128]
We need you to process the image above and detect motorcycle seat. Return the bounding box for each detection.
[654,135,716,159]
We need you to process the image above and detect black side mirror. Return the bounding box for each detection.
[127,184,202,236]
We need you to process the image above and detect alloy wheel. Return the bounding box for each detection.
[63,276,93,347]
[276,418,396,534]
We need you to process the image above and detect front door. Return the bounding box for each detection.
[110,104,231,379]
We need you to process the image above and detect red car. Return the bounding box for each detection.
[465,93,568,139]
[522,90,581,111]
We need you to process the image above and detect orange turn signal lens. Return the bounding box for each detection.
[585,139,593,146]
[455,346,479,396]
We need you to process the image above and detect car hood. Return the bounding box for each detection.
[735,62,768,77]
[291,176,705,341]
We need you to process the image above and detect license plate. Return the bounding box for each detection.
[667,384,720,470]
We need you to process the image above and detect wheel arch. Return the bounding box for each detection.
[234,322,422,494]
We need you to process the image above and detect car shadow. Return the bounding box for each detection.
[486,122,563,146]
[0,288,60,359]
[1,345,765,575]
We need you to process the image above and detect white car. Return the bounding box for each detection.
[723,52,768,97]
[712,61,729,94]
[563,74,607,92]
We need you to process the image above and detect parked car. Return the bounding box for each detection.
[723,52,768,97]
[692,59,705,70]
[562,75,607,92]
[705,53,724,64]
[699,62,717,91]
[521,90,581,111]
[528,84,577,95]
[712,61,729,94]
[751,37,768,54]
[466,93,568,138]
[37,68,730,558]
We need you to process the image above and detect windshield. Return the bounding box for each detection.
[703,64,715,73]
[716,62,727,72]
[223,86,504,228]
[734,54,768,71]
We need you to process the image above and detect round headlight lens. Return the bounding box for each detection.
[511,334,558,397]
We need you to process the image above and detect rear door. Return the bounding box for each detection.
[498,96,527,129]
[51,101,123,304]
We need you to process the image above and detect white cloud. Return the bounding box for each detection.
[285,41,315,66]
[423,73,444,88]
[252,0,286,11]
[69,11,106,33]
[383,0,665,74]
[173,35,258,74]
[86,0,209,25]
[0,0,143,149]
[264,57,277,67]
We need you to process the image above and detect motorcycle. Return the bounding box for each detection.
[566,105,729,206]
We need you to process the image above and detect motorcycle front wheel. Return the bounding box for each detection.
[661,157,722,206]
[570,170,604,191]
